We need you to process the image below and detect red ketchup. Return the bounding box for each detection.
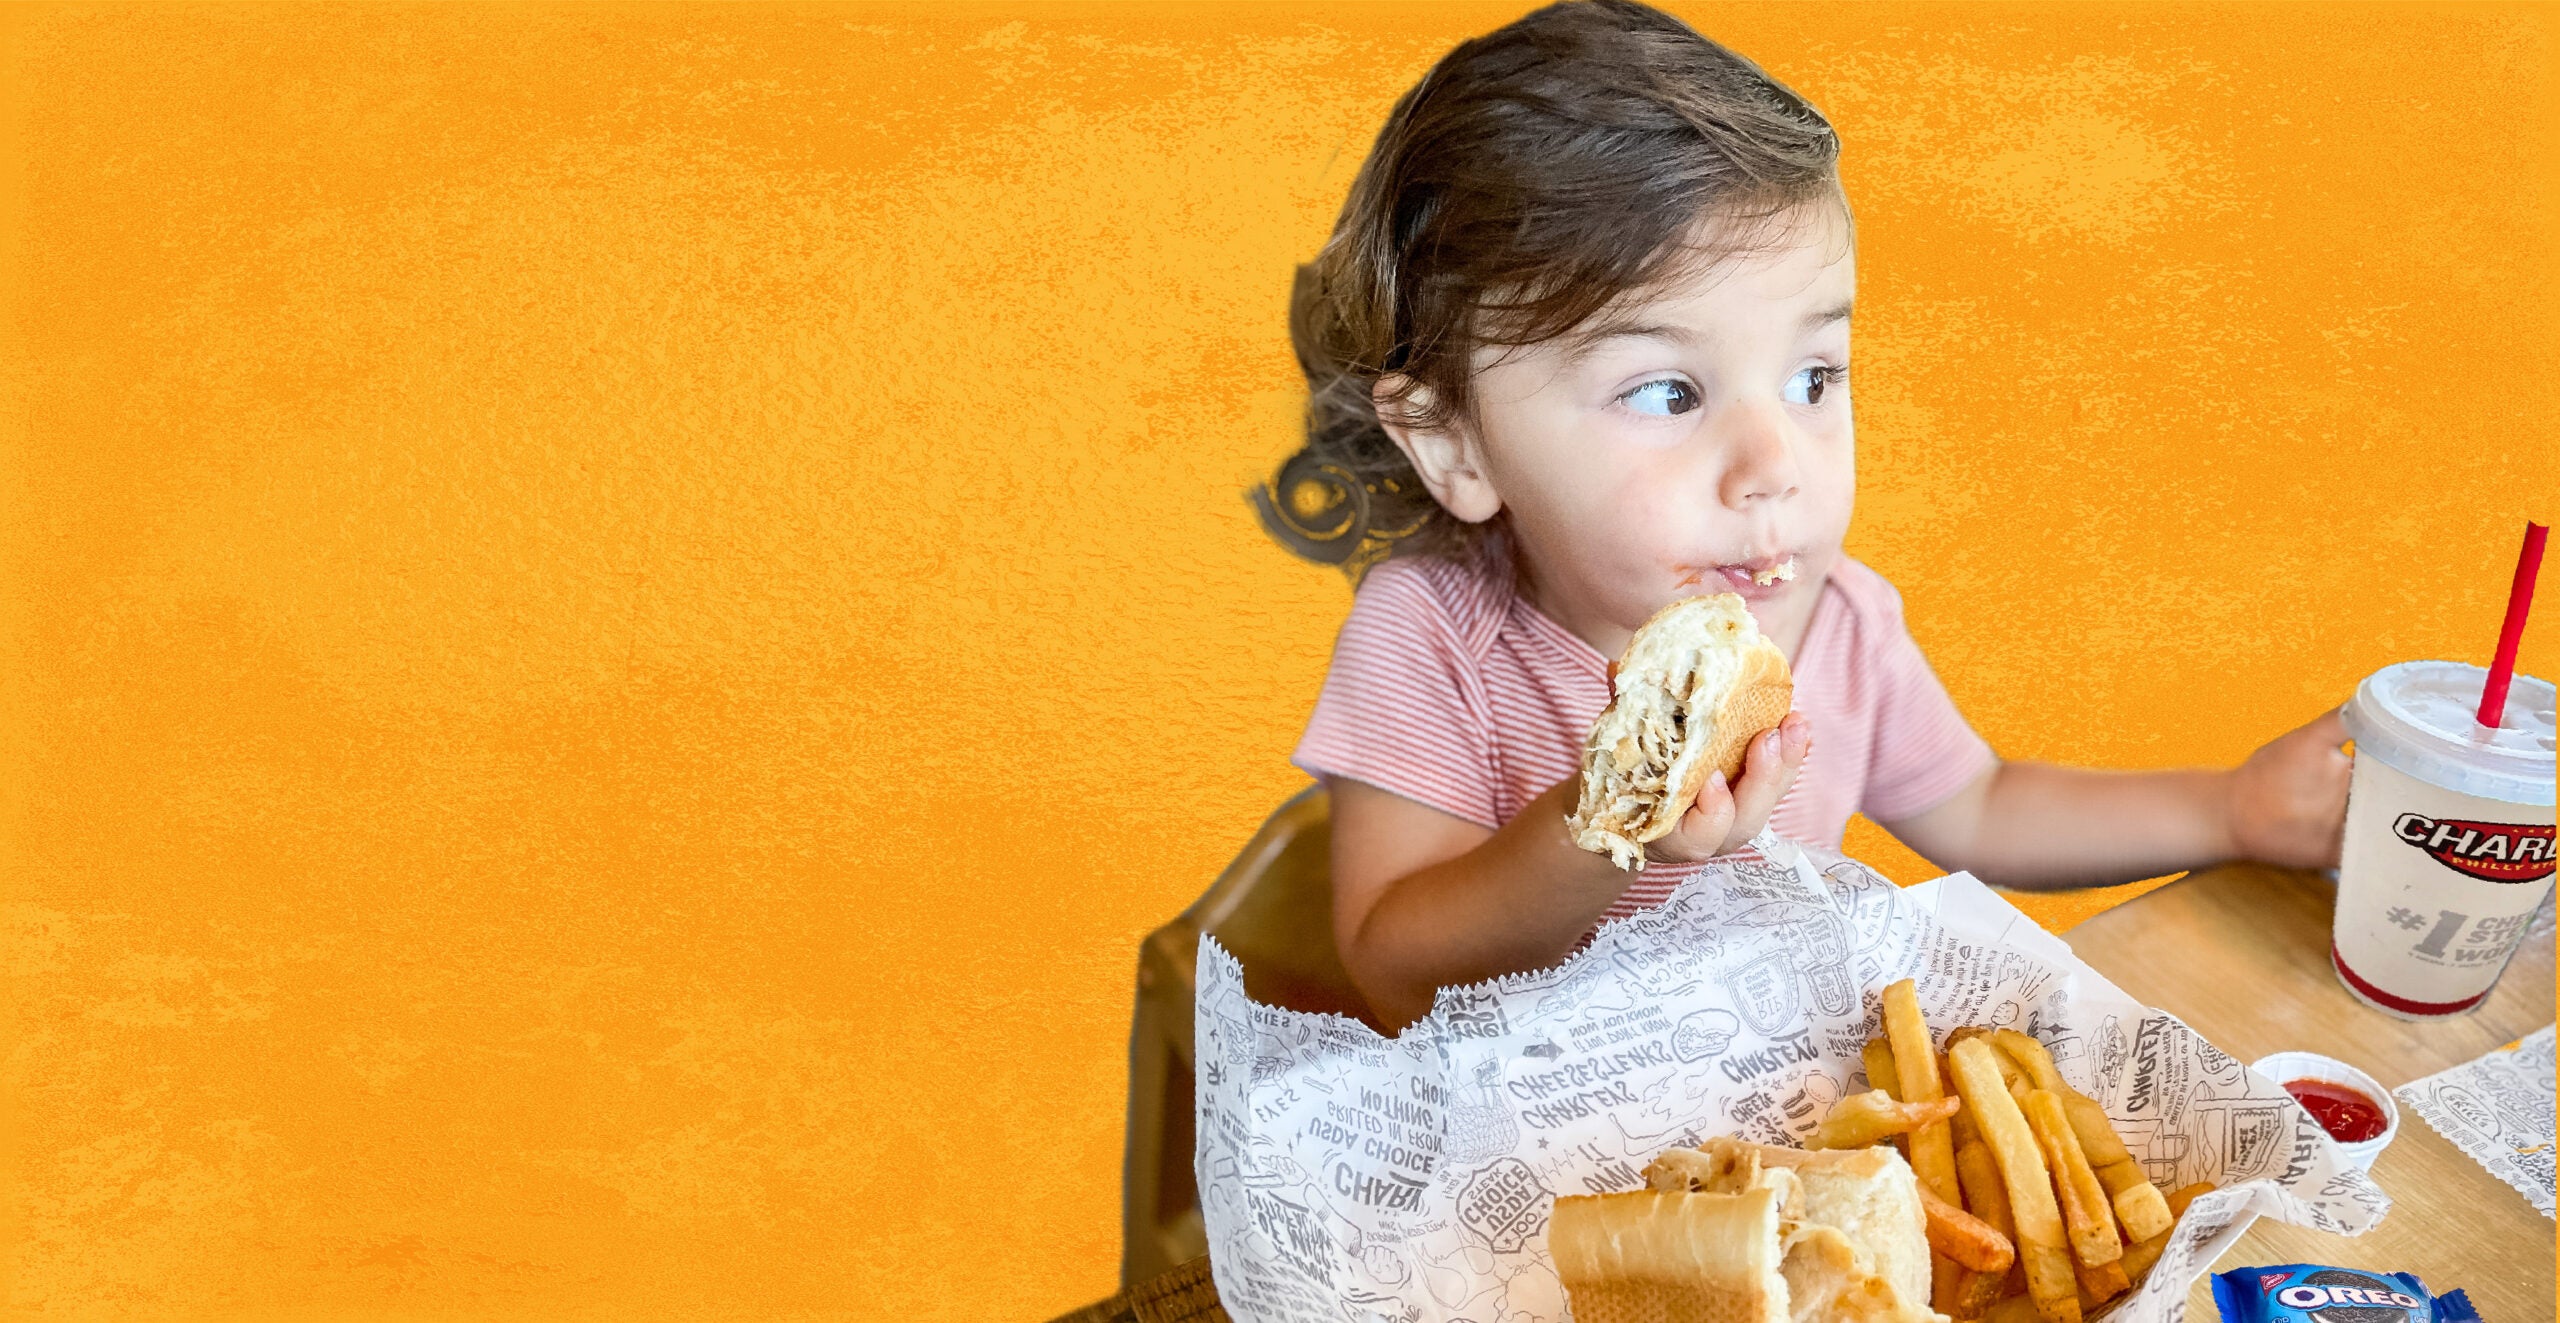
[2284,1078,2388,1142]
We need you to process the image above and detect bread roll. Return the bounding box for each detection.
[1647,1139,1932,1315]
[1748,1142,1934,1313]
[1569,593,1795,870]
[1782,1224,1923,1323]
[1555,1139,1943,1323]
[1549,1187,1790,1323]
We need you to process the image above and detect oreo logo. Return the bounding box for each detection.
[2274,1269,2425,1322]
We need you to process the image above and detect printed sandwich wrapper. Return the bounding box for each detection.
[1195,834,2389,1323]
[2392,1024,2556,1218]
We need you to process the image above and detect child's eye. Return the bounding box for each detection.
[1786,364,1850,406]
[1619,378,1701,417]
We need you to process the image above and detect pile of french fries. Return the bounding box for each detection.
[1808,979,2216,1323]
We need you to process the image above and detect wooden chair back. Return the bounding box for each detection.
[1119,782,1374,1285]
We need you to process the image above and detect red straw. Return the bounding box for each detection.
[2478,520,2548,728]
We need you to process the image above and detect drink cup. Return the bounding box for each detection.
[2333,661,2556,1018]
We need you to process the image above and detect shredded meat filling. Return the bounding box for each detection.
[1587,677,1696,836]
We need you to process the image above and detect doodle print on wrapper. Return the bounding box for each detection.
[1195,833,2390,1323]
[1444,1055,1520,1168]
[2395,1024,2557,1217]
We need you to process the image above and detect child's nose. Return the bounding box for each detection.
[1714,399,1803,507]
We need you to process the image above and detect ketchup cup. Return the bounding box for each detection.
[2251,1051,2399,1171]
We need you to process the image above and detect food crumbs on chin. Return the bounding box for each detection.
[1752,559,1799,587]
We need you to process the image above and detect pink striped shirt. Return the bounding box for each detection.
[1292,541,1996,923]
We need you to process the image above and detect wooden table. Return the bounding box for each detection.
[2071,863,2555,1320]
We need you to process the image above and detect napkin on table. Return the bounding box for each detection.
[2393,1024,2556,1218]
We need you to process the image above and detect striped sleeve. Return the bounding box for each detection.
[1859,583,1999,823]
[1290,563,1503,829]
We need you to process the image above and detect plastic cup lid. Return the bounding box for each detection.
[2343,661,2556,806]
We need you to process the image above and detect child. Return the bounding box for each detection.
[1258,0,2353,1030]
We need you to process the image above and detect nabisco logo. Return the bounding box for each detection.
[2392,814,2556,882]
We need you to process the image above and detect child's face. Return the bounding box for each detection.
[1394,210,1856,660]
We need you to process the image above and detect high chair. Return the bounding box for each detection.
[1120,782,1378,1286]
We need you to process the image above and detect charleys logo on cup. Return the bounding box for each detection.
[2334,661,2556,1019]
[2392,814,2558,882]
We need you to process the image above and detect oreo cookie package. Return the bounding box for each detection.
[2212,1265,2480,1323]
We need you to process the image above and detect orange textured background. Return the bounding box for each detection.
[4,2,2554,1318]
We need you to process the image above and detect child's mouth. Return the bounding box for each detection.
[1677,555,1798,595]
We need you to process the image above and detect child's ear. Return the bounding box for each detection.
[1373,376,1503,524]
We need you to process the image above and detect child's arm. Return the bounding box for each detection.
[1329,715,1810,1029]
[1880,710,2352,889]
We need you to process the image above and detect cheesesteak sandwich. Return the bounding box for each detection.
[1550,1138,1944,1323]
[1568,593,1795,870]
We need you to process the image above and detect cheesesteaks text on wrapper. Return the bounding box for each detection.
[1568,593,1796,870]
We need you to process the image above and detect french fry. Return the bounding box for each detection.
[1983,1295,2042,1323]
[1810,1090,1963,1149]
[1883,980,1969,1311]
[1950,1270,2009,1321]
[1956,1138,2028,1300]
[1942,1047,1997,1320]
[2114,1184,2175,1244]
[1919,1182,2016,1274]
[1989,1045,2033,1099]
[1883,981,1962,1204]
[1845,1010,2183,1316]
[1943,1054,1981,1149]
[2023,1088,2122,1268]
[2061,1092,2133,1167]
[1948,1101,1981,1151]
[2164,1181,2215,1218]
[1988,1028,2065,1092]
[1951,1040,2080,1323]
[1862,1038,1914,1161]
[1955,1143,2014,1234]
[1935,1258,1969,1318]
[1987,1032,2144,1179]
[2073,1255,2131,1305]
[1863,1037,1902,1100]
[2092,1158,2141,1196]
[1942,1097,2004,1322]
[2095,1158,2173,1241]
[2119,1228,2171,1281]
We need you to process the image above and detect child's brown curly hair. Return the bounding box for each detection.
[1253,0,1850,584]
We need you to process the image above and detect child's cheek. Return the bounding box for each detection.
[1807,443,1858,539]
[1600,468,1696,563]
